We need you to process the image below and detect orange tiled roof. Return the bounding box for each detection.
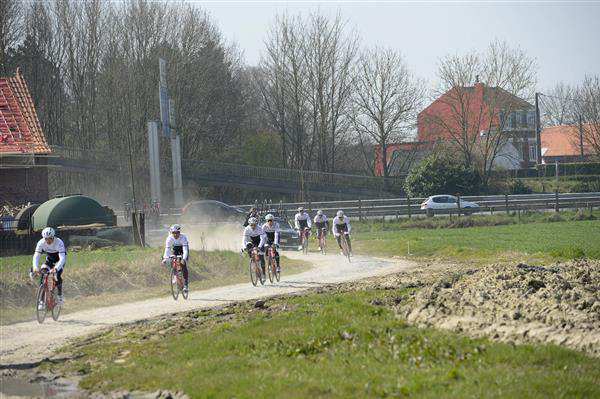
[541,125,593,157]
[0,68,50,154]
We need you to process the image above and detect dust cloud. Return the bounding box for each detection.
[182,223,243,252]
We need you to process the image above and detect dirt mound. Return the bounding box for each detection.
[395,259,600,356]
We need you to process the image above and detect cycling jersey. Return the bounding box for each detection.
[314,214,329,230]
[332,215,351,235]
[33,237,66,272]
[163,233,189,261]
[242,225,266,249]
[261,222,280,245]
[294,212,312,230]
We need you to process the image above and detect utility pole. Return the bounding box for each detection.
[579,114,584,160]
[534,92,542,165]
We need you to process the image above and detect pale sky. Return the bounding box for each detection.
[194,0,600,92]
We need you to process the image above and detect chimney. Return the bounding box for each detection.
[475,75,480,83]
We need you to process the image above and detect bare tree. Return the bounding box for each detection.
[576,75,600,155]
[0,0,24,74]
[351,47,423,179]
[542,82,577,126]
[303,12,358,172]
[257,12,358,172]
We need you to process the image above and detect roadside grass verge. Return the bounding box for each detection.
[355,208,598,232]
[351,219,600,263]
[52,288,600,398]
[0,247,309,324]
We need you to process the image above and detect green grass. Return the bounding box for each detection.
[351,219,600,263]
[0,247,309,324]
[355,209,599,232]
[52,288,600,398]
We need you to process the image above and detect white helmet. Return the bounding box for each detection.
[265,214,274,221]
[170,224,181,233]
[336,210,344,217]
[317,210,323,216]
[41,227,55,239]
[298,207,304,212]
[248,217,258,225]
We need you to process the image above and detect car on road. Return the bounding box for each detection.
[271,216,300,250]
[182,200,246,224]
[420,195,480,216]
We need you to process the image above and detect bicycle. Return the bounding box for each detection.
[265,244,280,283]
[34,268,61,323]
[299,227,309,255]
[250,247,265,287]
[318,228,327,255]
[248,246,265,286]
[339,232,351,263]
[169,255,188,300]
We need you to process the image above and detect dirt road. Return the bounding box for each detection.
[0,252,417,366]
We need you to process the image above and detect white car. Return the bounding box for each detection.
[420,195,479,215]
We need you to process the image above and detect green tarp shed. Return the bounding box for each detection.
[32,195,111,231]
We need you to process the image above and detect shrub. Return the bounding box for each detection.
[404,154,482,197]
[506,179,533,194]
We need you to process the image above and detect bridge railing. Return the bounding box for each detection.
[184,159,406,193]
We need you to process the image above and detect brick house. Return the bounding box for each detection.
[0,69,51,206]
[417,81,537,168]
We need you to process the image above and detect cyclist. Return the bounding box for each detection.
[294,207,311,251]
[261,214,281,272]
[313,210,329,252]
[31,227,67,306]
[162,224,190,294]
[332,210,352,257]
[242,217,267,275]
[243,207,259,227]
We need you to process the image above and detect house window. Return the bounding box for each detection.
[528,111,536,129]
[508,112,517,129]
[520,111,528,128]
[529,144,537,161]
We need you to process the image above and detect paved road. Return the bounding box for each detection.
[0,252,417,366]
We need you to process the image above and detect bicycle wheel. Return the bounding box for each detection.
[274,257,281,282]
[321,235,327,255]
[51,288,61,321]
[342,236,351,263]
[36,285,47,324]
[267,255,274,283]
[258,261,266,285]
[179,271,188,300]
[302,232,308,255]
[249,259,258,286]
[170,268,179,300]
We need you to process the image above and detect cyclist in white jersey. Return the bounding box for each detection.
[332,210,353,257]
[261,214,281,272]
[294,207,312,251]
[162,224,190,293]
[31,227,67,306]
[242,217,267,274]
[313,210,329,251]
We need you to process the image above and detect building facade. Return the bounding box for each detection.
[0,69,51,206]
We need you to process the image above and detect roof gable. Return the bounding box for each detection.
[0,69,50,155]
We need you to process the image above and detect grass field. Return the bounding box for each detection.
[53,287,600,398]
[351,218,600,263]
[0,247,309,324]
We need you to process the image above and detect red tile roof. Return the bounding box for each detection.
[541,125,593,157]
[0,68,50,154]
